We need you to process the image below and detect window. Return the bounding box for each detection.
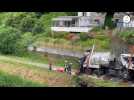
[72,19,77,27]
[83,12,87,16]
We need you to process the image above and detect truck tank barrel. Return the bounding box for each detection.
[89,52,114,65]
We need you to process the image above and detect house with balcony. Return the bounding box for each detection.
[51,12,106,33]
[113,12,134,28]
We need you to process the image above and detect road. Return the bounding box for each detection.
[28,46,83,58]
[28,46,111,60]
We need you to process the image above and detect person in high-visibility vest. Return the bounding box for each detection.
[82,49,91,73]
[80,56,86,73]
[49,63,52,71]
[79,49,91,73]
[67,63,72,75]
[64,60,68,72]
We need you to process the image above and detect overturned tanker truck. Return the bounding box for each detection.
[80,45,134,80]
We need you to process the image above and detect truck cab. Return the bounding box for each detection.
[120,54,134,70]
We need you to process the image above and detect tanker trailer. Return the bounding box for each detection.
[83,45,115,75]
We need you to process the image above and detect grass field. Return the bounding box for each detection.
[0,71,45,87]
[2,52,79,69]
[0,55,75,87]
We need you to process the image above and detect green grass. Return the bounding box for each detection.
[34,29,111,52]
[118,29,134,45]
[90,27,104,33]
[0,56,75,87]
[0,52,79,69]
[0,71,45,87]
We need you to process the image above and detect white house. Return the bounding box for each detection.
[113,12,134,28]
[51,12,106,33]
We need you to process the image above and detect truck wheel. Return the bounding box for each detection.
[93,69,103,77]
[107,69,116,77]
[117,70,123,79]
[85,68,92,75]
[121,69,130,80]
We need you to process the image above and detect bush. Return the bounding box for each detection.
[90,27,103,32]
[16,32,34,55]
[127,37,134,45]
[0,26,34,55]
[0,26,21,54]
[32,21,44,35]
[118,30,134,44]
[53,32,68,38]
[100,40,110,50]
[79,33,89,41]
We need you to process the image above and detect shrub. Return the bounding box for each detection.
[53,32,68,38]
[32,21,44,35]
[0,26,21,54]
[100,40,110,50]
[79,33,89,41]
[118,30,134,44]
[90,27,103,32]
[16,32,34,55]
[0,25,34,55]
[127,37,134,45]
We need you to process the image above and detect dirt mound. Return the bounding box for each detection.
[65,33,80,41]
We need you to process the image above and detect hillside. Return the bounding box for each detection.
[0,12,132,87]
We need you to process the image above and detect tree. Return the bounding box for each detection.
[32,20,44,35]
[19,16,37,33]
[17,32,34,55]
[3,12,45,34]
[66,12,77,16]
[4,12,35,28]
[40,12,67,36]
[104,12,115,29]
[35,12,46,17]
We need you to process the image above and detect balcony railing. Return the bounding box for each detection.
[117,21,134,28]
